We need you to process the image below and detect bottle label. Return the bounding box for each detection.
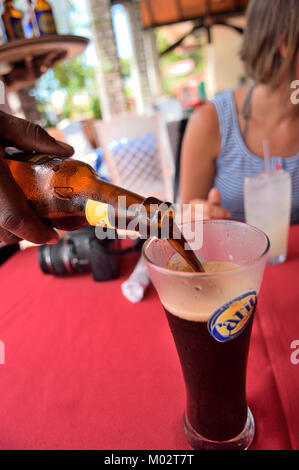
[6,151,62,164]
[35,10,56,35]
[9,17,25,40]
[85,199,114,229]
[208,291,257,343]
[28,153,61,164]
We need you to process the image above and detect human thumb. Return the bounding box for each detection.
[208,188,222,206]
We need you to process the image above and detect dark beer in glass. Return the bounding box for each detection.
[143,220,269,450]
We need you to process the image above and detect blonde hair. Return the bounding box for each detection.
[241,0,299,89]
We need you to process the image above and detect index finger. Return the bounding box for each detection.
[32,51,66,75]
[208,188,222,206]
[24,55,34,70]
[0,111,74,157]
[43,50,67,67]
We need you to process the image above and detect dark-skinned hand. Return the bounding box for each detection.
[3,51,67,92]
[0,111,74,246]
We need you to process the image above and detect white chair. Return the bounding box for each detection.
[57,119,99,168]
[92,113,175,202]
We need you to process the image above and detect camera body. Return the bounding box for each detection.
[38,227,119,281]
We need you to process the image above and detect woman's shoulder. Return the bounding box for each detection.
[184,86,252,157]
[191,86,248,124]
[184,102,221,161]
[188,101,220,135]
[211,86,251,113]
[186,92,233,147]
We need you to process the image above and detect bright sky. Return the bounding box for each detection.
[71,0,133,62]
[36,0,134,111]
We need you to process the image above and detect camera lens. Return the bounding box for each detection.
[38,227,120,281]
[38,238,77,276]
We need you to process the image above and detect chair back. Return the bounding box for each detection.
[93,114,175,201]
[57,120,98,166]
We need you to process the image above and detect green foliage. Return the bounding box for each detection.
[53,58,93,90]
[155,27,204,97]
[34,56,101,125]
[119,58,131,78]
[90,94,102,120]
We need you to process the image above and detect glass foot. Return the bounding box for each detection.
[183,407,255,450]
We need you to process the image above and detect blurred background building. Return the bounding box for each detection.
[3,0,249,124]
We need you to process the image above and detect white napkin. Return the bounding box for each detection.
[121,257,150,303]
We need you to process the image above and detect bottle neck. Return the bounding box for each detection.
[36,0,50,10]
[91,176,146,208]
[4,1,22,16]
[4,1,13,9]
[85,176,168,235]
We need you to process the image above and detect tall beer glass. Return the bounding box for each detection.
[143,220,269,450]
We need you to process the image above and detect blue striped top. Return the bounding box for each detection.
[212,90,299,224]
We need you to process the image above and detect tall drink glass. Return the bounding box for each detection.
[244,170,291,264]
[143,220,269,450]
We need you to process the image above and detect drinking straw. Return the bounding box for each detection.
[263,140,271,174]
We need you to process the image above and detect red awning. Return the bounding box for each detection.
[139,0,249,28]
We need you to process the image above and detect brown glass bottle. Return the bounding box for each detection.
[34,0,57,36]
[6,152,204,272]
[2,0,25,41]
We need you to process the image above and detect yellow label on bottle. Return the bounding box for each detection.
[85,199,114,229]
[6,152,59,164]
[28,153,50,163]
[9,17,25,39]
[36,11,56,34]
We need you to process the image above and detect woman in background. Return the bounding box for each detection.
[180,0,299,223]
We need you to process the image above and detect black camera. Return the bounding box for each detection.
[38,226,119,281]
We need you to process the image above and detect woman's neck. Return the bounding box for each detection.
[253,83,299,124]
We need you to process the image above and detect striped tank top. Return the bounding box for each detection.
[212,90,299,224]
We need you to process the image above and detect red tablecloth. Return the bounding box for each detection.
[0,227,299,450]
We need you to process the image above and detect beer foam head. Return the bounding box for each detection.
[157,258,260,322]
